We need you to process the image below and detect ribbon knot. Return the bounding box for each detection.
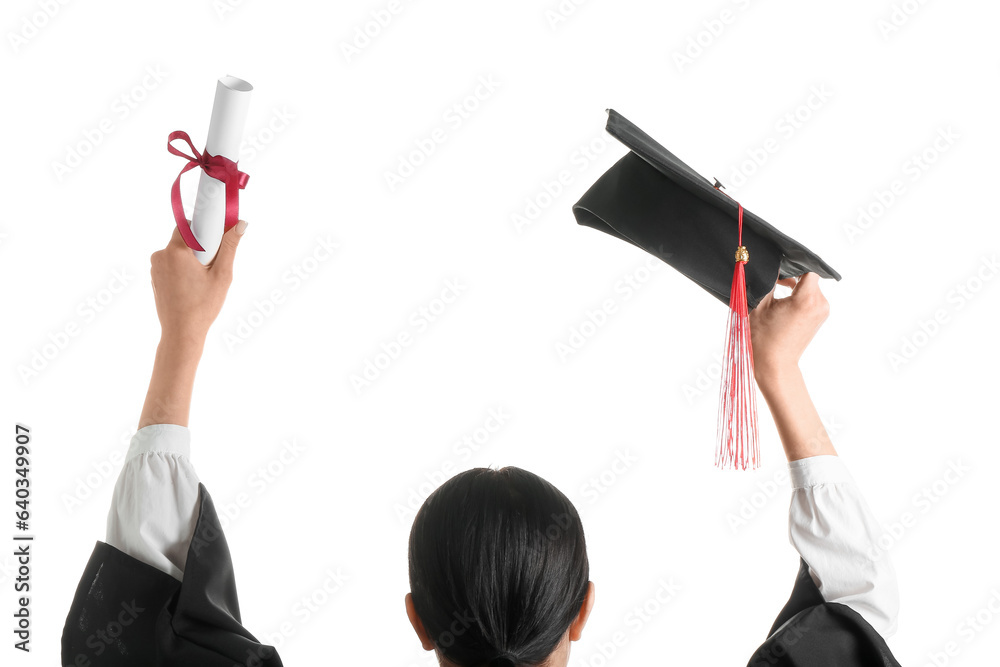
[168,130,249,252]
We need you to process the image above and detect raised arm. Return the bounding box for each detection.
[63,219,282,664]
[749,272,836,461]
[749,273,899,638]
[106,220,247,579]
[138,220,247,428]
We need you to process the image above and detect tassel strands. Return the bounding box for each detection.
[716,204,760,470]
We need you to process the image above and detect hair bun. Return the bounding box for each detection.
[487,655,516,667]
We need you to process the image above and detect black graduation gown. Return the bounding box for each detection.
[748,558,902,666]
[61,483,282,666]
[62,483,898,666]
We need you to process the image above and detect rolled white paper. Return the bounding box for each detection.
[190,75,253,264]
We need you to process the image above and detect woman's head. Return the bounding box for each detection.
[406,467,594,667]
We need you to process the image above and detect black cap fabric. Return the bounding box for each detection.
[573,109,840,310]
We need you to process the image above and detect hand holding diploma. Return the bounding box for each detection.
[168,75,252,264]
[141,220,247,429]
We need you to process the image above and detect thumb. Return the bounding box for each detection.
[790,271,819,298]
[210,220,247,273]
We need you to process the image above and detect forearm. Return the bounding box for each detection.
[137,333,205,429]
[756,364,837,461]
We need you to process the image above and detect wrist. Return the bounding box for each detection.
[754,360,801,397]
[158,329,207,358]
[138,333,204,430]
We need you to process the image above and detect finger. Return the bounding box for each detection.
[166,223,189,250]
[754,284,777,311]
[791,272,820,297]
[756,272,795,309]
[209,220,247,274]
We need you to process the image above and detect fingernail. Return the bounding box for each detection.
[235,220,248,235]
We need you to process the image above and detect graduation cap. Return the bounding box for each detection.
[573,109,840,470]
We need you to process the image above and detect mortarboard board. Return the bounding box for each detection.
[573,109,841,470]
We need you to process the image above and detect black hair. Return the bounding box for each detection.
[408,467,590,667]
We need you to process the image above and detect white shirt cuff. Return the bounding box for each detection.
[105,424,201,581]
[788,454,854,488]
[125,423,192,461]
[786,455,900,638]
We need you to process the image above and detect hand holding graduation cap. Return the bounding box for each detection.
[749,272,830,387]
[573,110,842,469]
[749,272,837,461]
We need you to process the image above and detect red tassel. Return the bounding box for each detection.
[716,205,759,470]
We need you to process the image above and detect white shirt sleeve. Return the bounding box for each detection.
[104,423,202,582]
[787,455,900,637]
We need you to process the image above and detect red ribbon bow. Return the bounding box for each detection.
[168,130,249,252]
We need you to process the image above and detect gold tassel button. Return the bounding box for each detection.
[735,245,749,263]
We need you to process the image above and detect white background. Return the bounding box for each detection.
[2,0,999,665]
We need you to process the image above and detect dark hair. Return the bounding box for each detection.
[408,467,590,667]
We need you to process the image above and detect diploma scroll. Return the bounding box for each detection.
[190,75,253,264]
